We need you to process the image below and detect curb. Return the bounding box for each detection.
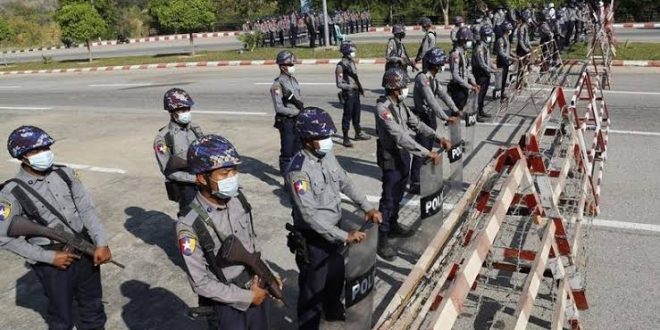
[2,58,658,76]
[3,22,658,55]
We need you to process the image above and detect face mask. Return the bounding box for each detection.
[350,51,356,58]
[315,137,334,156]
[466,41,473,48]
[26,150,55,171]
[176,111,192,124]
[398,88,409,101]
[211,174,239,199]
[287,65,296,75]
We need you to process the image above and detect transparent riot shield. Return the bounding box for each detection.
[447,120,464,197]
[341,217,378,329]
[420,155,444,221]
[463,91,478,155]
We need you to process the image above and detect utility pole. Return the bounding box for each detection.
[322,0,330,47]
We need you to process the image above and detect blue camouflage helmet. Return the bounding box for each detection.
[382,67,410,90]
[423,47,447,67]
[339,42,356,55]
[392,24,405,35]
[276,50,296,65]
[295,107,337,139]
[453,16,464,25]
[501,21,514,32]
[456,26,473,42]
[480,24,494,40]
[163,88,194,112]
[7,125,55,159]
[187,135,242,174]
[419,17,432,28]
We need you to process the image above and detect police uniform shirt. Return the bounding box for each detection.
[376,95,443,157]
[450,47,476,89]
[413,71,458,119]
[495,36,512,64]
[154,121,203,184]
[385,37,411,66]
[177,193,258,311]
[270,73,302,117]
[415,30,437,62]
[539,22,554,40]
[0,166,107,264]
[286,149,373,243]
[472,42,496,76]
[335,58,359,91]
[517,23,531,52]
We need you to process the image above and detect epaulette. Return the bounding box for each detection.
[288,152,306,173]
[377,95,391,106]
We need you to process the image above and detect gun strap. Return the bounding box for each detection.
[235,190,257,238]
[338,60,363,91]
[191,216,228,284]
[164,125,203,157]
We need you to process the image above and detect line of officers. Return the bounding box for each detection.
[0,17,521,330]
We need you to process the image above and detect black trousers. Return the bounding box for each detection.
[199,296,269,330]
[290,26,298,47]
[309,31,316,48]
[178,183,197,216]
[565,21,575,46]
[341,90,362,135]
[32,255,106,330]
[448,82,470,111]
[500,63,510,97]
[275,115,301,176]
[410,111,436,189]
[475,73,490,112]
[378,149,411,234]
[296,233,344,330]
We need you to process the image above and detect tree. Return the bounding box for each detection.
[152,0,215,56]
[0,18,15,45]
[56,3,108,62]
[60,0,119,39]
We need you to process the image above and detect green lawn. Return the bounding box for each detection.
[0,41,656,73]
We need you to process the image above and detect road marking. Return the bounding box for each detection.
[0,106,52,110]
[0,85,21,89]
[196,110,268,116]
[592,219,660,233]
[608,129,660,137]
[88,83,153,87]
[603,90,660,96]
[7,159,126,174]
[254,82,335,86]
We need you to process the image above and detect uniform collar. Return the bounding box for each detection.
[168,120,189,131]
[302,148,324,164]
[196,192,228,213]
[16,166,49,185]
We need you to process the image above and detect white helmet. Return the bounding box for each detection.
[549,3,555,8]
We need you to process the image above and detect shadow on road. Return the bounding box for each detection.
[14,268,48,323]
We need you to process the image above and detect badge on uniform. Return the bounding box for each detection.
[178,231,197,256]
[0,200,10,222]
[155,143,168,154]
[380,111,393,121]
[293,179,309,195]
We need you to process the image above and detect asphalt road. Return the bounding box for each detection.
[2,27,659,64]
[0,65,658,329]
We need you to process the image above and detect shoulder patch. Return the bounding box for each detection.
[380,110,393,121]
[178,230,197,256]
[292,178,310,196]
[155,143,168,154]
[0,200,11,222]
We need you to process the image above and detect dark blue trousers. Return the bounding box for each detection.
[378,151,411,234]
[448,82,470,111]
[199,296,269,330]
[32,255,106,330]
[296,234,344,330]
[410,112,437,190]
[341,91,362,135]
[275,116,301,176]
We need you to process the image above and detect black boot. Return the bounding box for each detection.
[354,128,371,140]
[377,232,396,261]
[408,183,421,195]
[342,132,354,148]
[477,109,491,122]
[390,222,415,238]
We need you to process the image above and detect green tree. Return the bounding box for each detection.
[56,3,108,62]
[60,0,119,39]
[152,0,215,56]
[0,18,15,45]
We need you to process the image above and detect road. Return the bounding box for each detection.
[2,27,659,64]
[0,65,659,329]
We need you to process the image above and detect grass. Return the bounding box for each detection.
[1,41,657,72]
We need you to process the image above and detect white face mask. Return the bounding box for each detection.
[486,36,492,43]
[398,88,409,101]
[466,41,473,48]
[287,65,296,75]
[316,137,334,156]
[211,174,240,199]
[26,150,55,171]
[350,51,356,58]
[176,111,192,124]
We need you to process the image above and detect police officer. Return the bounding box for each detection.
[376,68,451,260]
[414,17,436,68]
[538,13,555,71]
[450,16,466,47]
[385,24,417,73]
[472,25,497,121]
[516,11,532,59]
[448,27,480,112]
[177,134,278,329]
[336,42,370,148]
[271,50,303,176]
[0,126,112,330]
[154,88,204,215]
[285,107,381,329]
[495,21,515,99]
[409,48,460,195]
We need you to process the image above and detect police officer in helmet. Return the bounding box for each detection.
[0,126,112,330]
[285,107,381,329]
[154,88,204,215]
[448,26,480,112]
[385,24,417,73]
[375,68,451,260]
[177,134,280,329]
[414,17,437,67]
[336,42,370,148]
[472,25,497,121]
[271,50,304,176]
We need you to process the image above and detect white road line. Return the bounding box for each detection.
[608,129,660,137]
[0,85,21,89]
[196,110,268,116]
[0,106,52,110]
[88,83,153,87]
[592,219,660,233]
[7,159,126,174]
[603,90,660,96]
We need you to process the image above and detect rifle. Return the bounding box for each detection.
[339,62,364,95]
[281,88,304,111]
[7,216,125,268]
[164,155,188,175]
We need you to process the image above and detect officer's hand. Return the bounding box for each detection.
[365,209,382,224]
[346,230,366,244]
[446,116,460,125]
[275,277,284,291]
[93,246,112,266]
[52,251,79,270]
[251,276,268,306]
[471,84,480,93]
[427,151,442,165]
[438,138,452,151]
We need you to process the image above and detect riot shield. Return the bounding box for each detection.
[420,156,444,221]
[447,120,464,197]
[341,217,378,329]
[463,92,478,155]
